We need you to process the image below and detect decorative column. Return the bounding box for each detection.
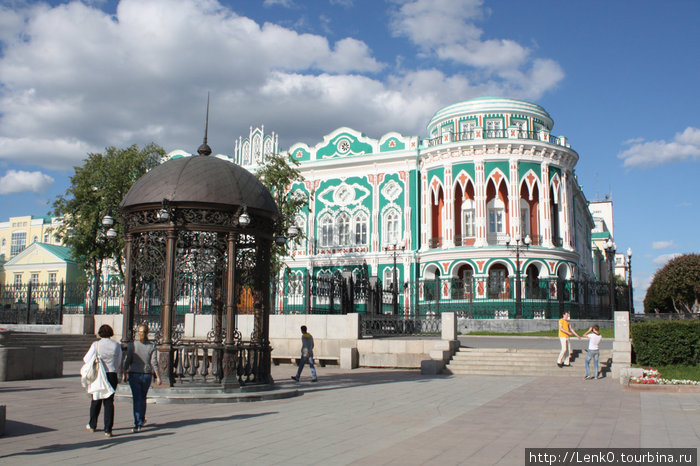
[474,159,487,247]
[509,160,520,240]
[444,166,454,248]
[421,172,429,249]
[121,232,135,344]
[222,230,239,388]
[561,171,572,250]
[541,163,552,247]
[157,227,177,387]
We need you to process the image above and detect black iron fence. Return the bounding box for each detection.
[271,275,628,321]
[1,276,628,329]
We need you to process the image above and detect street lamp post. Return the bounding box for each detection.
[91,213,118,315]
[505,234,531,319]
[604,238,617,315]
[627,248,634,315]
[385,244,404,315]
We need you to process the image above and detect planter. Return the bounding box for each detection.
[626,383,700,393]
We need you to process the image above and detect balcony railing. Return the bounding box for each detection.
[428,237,442,249]
[454,235,476,247]
[423,130,566,148]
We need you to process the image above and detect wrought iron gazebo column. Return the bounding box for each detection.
[157,227,177,387]
[121,232,135,344]
[259,237,273,384]
[223,230,239,388]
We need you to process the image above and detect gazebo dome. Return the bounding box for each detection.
[120,155,279,216]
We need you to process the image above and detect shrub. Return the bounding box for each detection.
[631,320,700,367]
[644,253,700,314]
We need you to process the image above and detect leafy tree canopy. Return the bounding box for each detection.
[644,253,700,314]
[52,143,164,279]
[255,152,311,278]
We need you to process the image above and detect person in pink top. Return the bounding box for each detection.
[583,324,603,380]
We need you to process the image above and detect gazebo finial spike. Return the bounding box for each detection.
[197,92,212,157]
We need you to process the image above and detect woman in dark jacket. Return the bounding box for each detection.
[123,323,162,432]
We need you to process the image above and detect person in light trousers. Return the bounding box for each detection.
[583,324,603,379]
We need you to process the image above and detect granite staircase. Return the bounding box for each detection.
[444,347,612,377]
[6,332,98,361]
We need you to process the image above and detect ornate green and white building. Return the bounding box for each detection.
[168,97,596,316]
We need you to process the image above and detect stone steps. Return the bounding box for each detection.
[6,333,97,361]
[444,347,612,377]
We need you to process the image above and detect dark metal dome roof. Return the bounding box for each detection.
[120,155,279,216]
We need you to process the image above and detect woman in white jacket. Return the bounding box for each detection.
[83,324,122,437]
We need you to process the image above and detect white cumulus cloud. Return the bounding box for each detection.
[618,127,700,168]
[652,240,675,250]
[0,0,564,173]
[652,253,682,267]
[0,169,55,195]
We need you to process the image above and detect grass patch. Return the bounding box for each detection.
[465,327,614,339]
[657,364,700,382]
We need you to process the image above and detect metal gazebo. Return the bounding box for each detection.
[118,141,279,388]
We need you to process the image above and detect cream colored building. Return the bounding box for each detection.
[0,215,64,261]
[0,215,66,285]
[2,242,81,287]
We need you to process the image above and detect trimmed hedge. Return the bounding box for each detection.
[630,320,700,367]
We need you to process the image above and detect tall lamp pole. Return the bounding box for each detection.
[92,213,118,315]
[627,248,634,315]
[385,244,404,315]
[505,234,531,319]
[604,238,617,315]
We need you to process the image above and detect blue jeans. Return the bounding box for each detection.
[295,355,317,380]
[128,372,152,428]
[585,349,599,378]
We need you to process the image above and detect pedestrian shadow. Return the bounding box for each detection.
[0,431,175,459]
[0,412,276,459]
[0,386,54,393]
[147,411,276,430]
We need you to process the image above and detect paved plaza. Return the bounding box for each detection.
[1,354,699,465]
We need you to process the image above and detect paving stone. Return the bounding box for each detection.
[1,356,699,465]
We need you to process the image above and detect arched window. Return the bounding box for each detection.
[520,198,530,240]
[453,264,474,299]
[488,264,509,299]
[241,141,251,165]
[291,216,306,252]
[319,215,333,247]
[525,264,541,299]
[354,212,368,246]
[336,212,350,246]
[384,209,400,245]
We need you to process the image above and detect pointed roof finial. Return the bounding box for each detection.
[197,93,212,156]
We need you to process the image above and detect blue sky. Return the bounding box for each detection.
[0,0,698,309]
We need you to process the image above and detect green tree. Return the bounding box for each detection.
[255,152,311,278]
[52,144,164,285]
[644,253,700,314]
